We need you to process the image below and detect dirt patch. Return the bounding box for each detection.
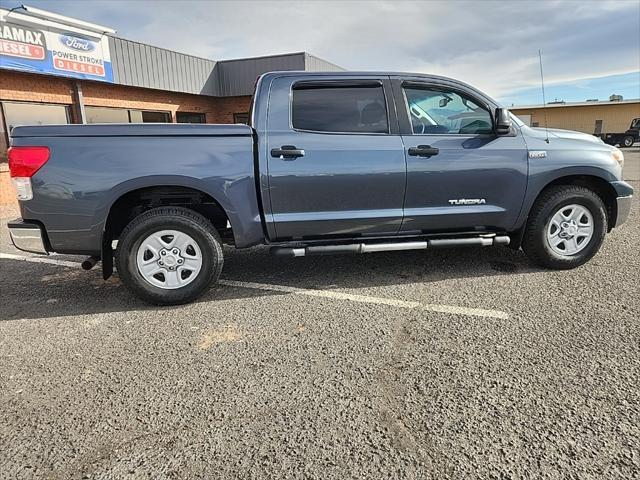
[197,324,241,350]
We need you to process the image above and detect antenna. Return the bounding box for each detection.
[538,49,550,143]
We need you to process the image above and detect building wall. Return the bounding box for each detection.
[1,70,75,105]
[304,53,344,73]
[0,163,16,210]
[1,70,252,121]
[109,37,217,96]
[80,81,219,123]
[215,53,306,97]
[511,103,640,134]
[108,39,343,97]
[207,96,252,123]
[1,70,253,160]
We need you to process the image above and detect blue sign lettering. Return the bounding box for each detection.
[59,33,95,52]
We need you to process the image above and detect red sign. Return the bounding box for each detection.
[0,39,45,60]
[53,57,104,76]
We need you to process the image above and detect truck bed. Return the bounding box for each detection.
[10,123,263,253]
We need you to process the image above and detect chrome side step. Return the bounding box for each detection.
[271,235,510,257]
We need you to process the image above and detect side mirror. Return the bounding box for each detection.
[495,108,512,135]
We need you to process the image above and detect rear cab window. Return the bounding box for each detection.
[292,83,389,134]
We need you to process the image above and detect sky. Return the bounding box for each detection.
[14,0,640,105]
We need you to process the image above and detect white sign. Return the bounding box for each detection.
[0,8,113,82]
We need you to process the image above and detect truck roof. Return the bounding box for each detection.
[258,70,499,107]
[259,70,478,84]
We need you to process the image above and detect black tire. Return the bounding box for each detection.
[115,206,223,305]
[522,186,607,270]
[621,135,635,148]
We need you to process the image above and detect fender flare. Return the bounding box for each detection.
[512,166,619,235]
[97,175,235,279]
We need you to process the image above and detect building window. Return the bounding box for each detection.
[233,112,249,124]
[129,110,171,123]
[86,107,171,124]
[86,106,129,124]
[2,101,71,130]
[177,112,206,123]
[532,122,539,127]
[139,110,171,123]
[1,102,71,162]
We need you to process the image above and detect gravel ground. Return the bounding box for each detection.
[1,149,638,479]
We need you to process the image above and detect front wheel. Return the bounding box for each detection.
[522,186,607,269]
[115,206,224,305]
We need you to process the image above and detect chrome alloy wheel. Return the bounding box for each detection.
[546,204,594,256]
[136,230,203,289]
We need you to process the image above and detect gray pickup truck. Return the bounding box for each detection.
[7,71,633,304]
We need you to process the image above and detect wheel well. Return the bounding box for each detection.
[539,175,618,231]
[104,186,233,243]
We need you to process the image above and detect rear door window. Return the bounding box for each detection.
[292,84,388,134]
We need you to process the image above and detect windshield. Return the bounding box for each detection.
[510,112,525,127]
[631,118,640,129]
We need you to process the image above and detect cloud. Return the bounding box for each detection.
[20,0,640,99]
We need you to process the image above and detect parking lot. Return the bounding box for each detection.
[1,149,638,479]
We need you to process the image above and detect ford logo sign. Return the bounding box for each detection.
[59,34,95,52]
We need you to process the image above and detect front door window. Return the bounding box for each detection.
[404,87,493,135]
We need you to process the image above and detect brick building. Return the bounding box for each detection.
[0,6,342,163]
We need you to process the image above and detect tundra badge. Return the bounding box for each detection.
[448,198,486,205]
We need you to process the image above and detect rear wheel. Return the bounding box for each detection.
[622,135,635,148]
[522,186,606,269]
[115,206,223,305]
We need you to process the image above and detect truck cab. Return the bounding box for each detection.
[254,72,528,241]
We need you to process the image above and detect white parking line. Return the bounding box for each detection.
[0,252,80,268]
[1,253,509,319]
[219,279,509,319]
[219,279,421,309]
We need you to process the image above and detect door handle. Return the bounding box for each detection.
[271,145,305,159]
[408,145,439,157]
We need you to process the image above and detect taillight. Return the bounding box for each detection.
[8,146,50,178]
[8,146,50,201]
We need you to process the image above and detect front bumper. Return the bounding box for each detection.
[615,195,633,228]
[7,219,48,254]
[611,181,634,228]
